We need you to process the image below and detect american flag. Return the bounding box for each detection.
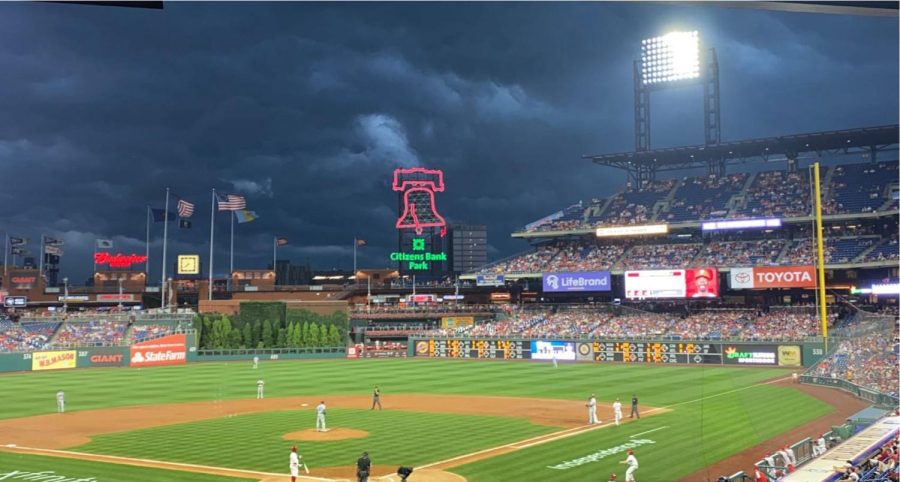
[217,194,246,211]
[177,199,195,218]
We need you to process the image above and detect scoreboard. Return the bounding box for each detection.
[414,339,529,359]
[578,341,721,364]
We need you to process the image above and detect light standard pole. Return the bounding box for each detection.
[118,278,124,311]
[167,277,173,313]
[63,277,69,313]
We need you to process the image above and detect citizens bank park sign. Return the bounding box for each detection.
[129,334,187,367]
[729,266,816,290]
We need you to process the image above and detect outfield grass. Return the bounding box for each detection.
[0,451,254,482]
[77,408,555,471]
[0,359,832,481]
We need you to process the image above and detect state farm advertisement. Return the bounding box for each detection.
[130,334,186,367]
[625,268,719,299]
[730,266,816,290]
[32,350,77,371]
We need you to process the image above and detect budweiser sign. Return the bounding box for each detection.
[130,334,187,367]
[730,266,816,289]
[94,252,148,268]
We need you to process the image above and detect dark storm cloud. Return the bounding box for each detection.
[0,2,895,282]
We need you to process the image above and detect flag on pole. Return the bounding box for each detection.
[96,239,113,249]
[177,199,195,218]
[356,239,367,247]
[10,247,26,256]
[234,209,259,224]
[44,237,63,246]
[217,194,247,211]
[151,208,176,222]
[44,245,63,256]
[276,237,289,246]
[9,237,26,246]
[180,219,192,229]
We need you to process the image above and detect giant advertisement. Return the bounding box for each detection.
[130,334,187,367]
[625,268,719,299]
[80,347,128,368]
[476,274,505,287]
[730,266,816,290]
[32,350,77,371]
[543,271,611,293]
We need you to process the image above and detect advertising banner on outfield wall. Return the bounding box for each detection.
[130,334,187,367]
[723,344,781,365]
[441,316,475,328]
[730,266,816,290]
[32,350,77,371]
[79,347,129,368]
[543,271,611,293]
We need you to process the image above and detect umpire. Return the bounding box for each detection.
[356,451,371,482]
[630,394,640,419]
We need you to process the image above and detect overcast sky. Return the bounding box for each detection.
[0,2,896,284]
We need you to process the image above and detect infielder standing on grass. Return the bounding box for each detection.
[289,445,302,482]
[613,398,623,426]
[587,393,598,425]
[371,386,382,410]
[316,400,327,432]
[56,390,64,413]
[256,379,264,399]
[620,448,639,481]
[630,394,640,419]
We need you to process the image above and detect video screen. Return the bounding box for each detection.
[625,268,719,299]
[530,341,576,361]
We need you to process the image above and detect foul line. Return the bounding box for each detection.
[396,375,792,476]
[0,445,340,482]
[630,426,669,438]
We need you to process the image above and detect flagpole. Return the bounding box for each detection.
[145,205,151,277]
[161,188,170,310]
[209,188,216,301]
[39,234,44,278]
[3,233,7,281]
[230,211,234,276]
[273,236,277,273]
[353,237,357,286]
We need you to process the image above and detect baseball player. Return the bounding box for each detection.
[620,448,639,481]
[371,386,382,410]
[316,400,327,432]
[630,394,640,419]
[357,451,371,482]
[252,355,259,369]
[56,390,65,413]
[613,398,623,426]
[587,394,598,425]
[289,445,302,482]
[256,379,264,399]
[552,352,558,369]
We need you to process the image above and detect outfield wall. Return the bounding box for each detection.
[799,374,899,408]
[409,337,828,368]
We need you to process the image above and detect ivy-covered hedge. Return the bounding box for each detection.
[194,303,348,350]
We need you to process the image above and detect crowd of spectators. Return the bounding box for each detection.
[618,243,703,270]
[735,170,811,219]
[351,304,499,315]
[825,161,898,215]
[55,320,127,347]
[428,307,829,341]
[544,242,626,272]
[0,320,59,352]
[810,325,899,399]
[861,234,899,263]
[483,245,560,274]
[695,239,787,267]
[664,173,748,222]
[130,324,176,343]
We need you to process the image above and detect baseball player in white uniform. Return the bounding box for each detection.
[289,445,301,482]
[56,390,65,413]
[552,352,558,368]
[620,449,638,481]
[316,401,327,432]
[253,356,259,369]
[256,379,264,399]
[587,394,598,425]
[613,398,623,426]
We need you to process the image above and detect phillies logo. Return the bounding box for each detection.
[393,167,447,236]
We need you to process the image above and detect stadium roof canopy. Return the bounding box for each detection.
[584,124,899,180]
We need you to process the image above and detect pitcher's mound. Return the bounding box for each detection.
[282,427,369,441]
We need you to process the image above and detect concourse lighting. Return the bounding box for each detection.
[641,31,700,85]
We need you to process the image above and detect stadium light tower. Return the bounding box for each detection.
[634,31,721,163]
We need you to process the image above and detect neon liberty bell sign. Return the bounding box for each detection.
[393,167,447,237]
